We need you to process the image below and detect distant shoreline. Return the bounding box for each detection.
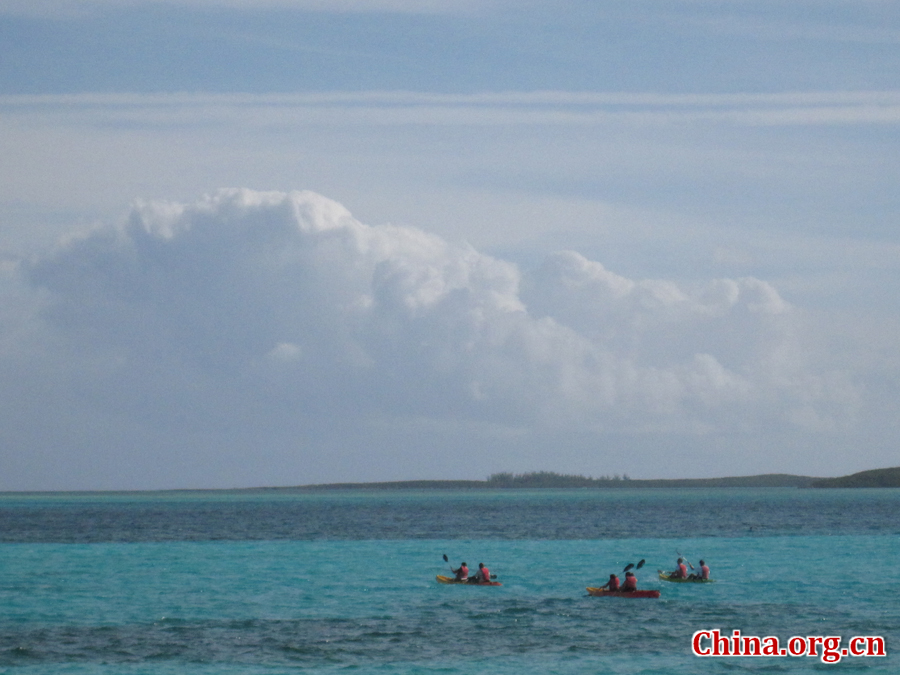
[4,467,898,495]
[294,467,900,490]
[295,473,818,490]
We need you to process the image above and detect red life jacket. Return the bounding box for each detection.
[455,565,468,580]
[479,566,490,581]
[608,576,620,591]
[677,563,688,578]
[700,565,709,580]
[623,575,637,591]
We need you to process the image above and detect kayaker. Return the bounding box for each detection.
[688,559,710,580]
[452,562,469,581]
[622,571,638,591]
[473,562,491,583]
[671,557,688,579]
[598,573,620,591]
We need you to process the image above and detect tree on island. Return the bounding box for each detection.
[486,472,630,488]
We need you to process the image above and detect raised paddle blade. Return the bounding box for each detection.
[676,550,694,570]
[636,559,645,569]
[623,563,634,572]
[443,554,449,562]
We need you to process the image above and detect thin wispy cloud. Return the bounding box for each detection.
[4,91,900,128]
[678,11,900,45]
[0,0,502,18]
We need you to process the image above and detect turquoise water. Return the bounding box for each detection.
[1,489,898,673]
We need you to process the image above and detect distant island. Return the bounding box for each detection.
[296,471,819,490]
[809,466,900,488]
[292,467,900,490]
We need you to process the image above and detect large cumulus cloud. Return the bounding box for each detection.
[26,187,854,445]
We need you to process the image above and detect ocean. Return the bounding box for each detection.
[1,488,898,674]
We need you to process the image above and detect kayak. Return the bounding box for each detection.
[436,575,502,586]
[586,587,660,598]
[658,570,714,583]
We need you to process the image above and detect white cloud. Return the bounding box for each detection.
[23,189,853,437]
[1,187,892,488]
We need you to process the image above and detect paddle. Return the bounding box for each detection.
[622,559,645,572]
[676,550,695,570]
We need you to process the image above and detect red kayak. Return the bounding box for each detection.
[586,587,660,598]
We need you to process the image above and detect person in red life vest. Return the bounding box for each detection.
[452,562,469,581]
[689,559,710,580]
[598,573,620,591]
[672,557,689,579]
[473,562,491,583]
[622,571,638,591]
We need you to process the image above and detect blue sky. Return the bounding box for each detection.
[1,0,899,489]
[3,1,899,94]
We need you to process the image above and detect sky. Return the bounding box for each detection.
[1,0,899,490]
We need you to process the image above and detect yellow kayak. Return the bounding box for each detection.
[658,570,714,583]
[436,574,501,586]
